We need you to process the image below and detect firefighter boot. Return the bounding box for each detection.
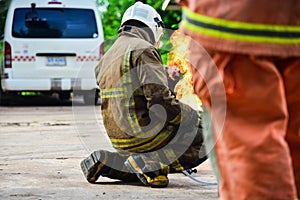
[80,150,110,183]
[80,150,138,183]
[125,154,169,188]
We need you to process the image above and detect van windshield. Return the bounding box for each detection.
[12,8,98,38]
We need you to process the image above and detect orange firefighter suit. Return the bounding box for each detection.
[176,0,300,199]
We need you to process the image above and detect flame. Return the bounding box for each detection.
[167,31,202,111]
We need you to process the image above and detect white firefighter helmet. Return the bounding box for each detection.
[121,2,164,43]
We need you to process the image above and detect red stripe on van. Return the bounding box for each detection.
[76,56,101,62]
[12,56,36,62]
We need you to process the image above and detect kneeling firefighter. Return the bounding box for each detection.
[80,2,207,188]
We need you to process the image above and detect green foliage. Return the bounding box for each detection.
[96,0,181,40]
[0,0,11,37]
[0,0,8,64]
[96,0,181,64]
[96,0,134,40]
[0,42,3,66]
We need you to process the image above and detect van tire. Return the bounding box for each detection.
[83,89,99,105]
[58,92,71,101]
[0,87,9,106]
[0,89,3,105]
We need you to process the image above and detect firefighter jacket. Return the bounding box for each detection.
[95,25,200,154]
[176,0,300,56]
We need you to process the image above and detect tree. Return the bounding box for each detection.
[0,0,11,37]
[96,0,181,59]
[96,0,181,40]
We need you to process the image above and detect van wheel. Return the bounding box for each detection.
[83,89,99,105]
[0,90,3,105]
[0,88,9,106]
[58,92,71,101]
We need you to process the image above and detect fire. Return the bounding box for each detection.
[167,31,202,111]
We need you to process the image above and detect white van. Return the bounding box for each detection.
[0,0,104,104]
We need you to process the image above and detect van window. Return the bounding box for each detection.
[12,8,98,38]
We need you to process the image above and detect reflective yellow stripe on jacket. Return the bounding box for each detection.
[100,88,143,98]
[182,7,300,44]
[111,125,175,153]
[122,47,142,135]
[101,47,177,152]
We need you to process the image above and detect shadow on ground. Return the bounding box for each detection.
[0,93,91,107]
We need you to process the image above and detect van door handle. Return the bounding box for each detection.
[36,53,76,57]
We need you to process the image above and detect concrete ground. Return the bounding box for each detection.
[0,95,218,200]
